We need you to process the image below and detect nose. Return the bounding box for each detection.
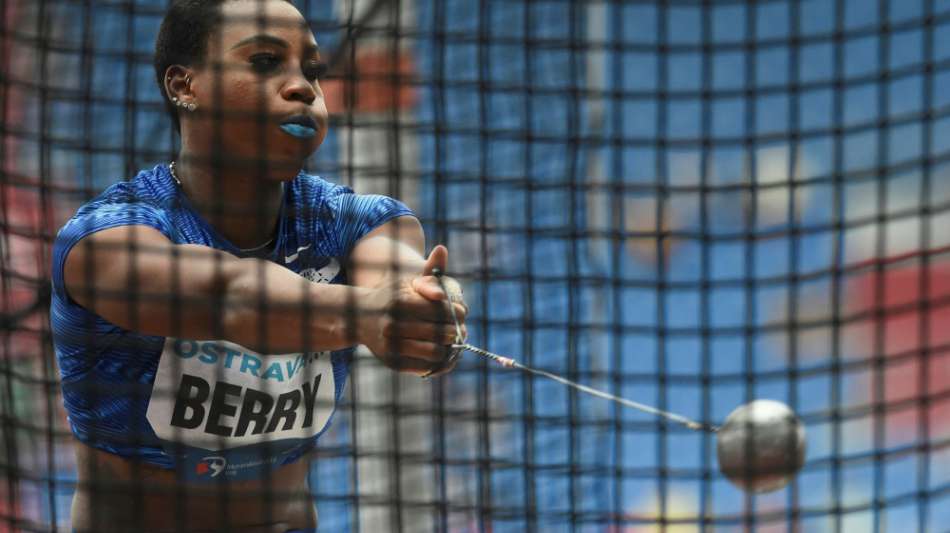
[280,72,317,105]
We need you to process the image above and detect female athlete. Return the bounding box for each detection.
[50,0,466,531]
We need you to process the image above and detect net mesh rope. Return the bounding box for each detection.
[2,0,950,531]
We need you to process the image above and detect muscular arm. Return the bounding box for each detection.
[63,225,362,353]
[347,215,427,288]
[63,221,464,360]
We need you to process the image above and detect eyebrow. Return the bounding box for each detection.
[230,34,320,55]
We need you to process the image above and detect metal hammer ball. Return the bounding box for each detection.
[716,400,806,493]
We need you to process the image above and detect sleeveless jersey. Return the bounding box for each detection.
[50,164,413,481]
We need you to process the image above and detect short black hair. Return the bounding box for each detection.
[153,0,294,134]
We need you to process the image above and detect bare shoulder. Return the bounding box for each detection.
[356,214,424,244]
[347,216,425,287]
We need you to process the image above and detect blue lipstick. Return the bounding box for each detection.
[280,123,317,139]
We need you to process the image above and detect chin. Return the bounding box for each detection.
[263,156,310,179]
[269,148,318,178]
[279,141,319,165]
[234,141,317,173]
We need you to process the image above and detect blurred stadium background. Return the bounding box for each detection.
[2,0,949,531]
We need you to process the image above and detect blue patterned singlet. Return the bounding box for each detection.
[50,164,412,481]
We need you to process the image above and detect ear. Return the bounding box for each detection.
[163,65,197,106]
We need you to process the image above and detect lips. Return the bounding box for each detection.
[279,115,318,139]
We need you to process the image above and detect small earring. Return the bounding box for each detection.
[171,98,197,112]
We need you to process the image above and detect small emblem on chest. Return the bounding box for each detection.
[284,244,311,264]
[299,257,340,283]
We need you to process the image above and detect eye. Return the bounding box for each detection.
[303,61,328,82]
[249,53,282,74]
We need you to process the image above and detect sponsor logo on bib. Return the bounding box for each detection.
[196,456,227,477]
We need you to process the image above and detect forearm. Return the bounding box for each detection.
[64,226,377,354]
[220,257,374,354]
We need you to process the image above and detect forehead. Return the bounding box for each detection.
[215,1,314,46]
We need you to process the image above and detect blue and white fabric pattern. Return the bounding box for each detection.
[51,164,412,481]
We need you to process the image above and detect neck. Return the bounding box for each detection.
[174,150,296,249]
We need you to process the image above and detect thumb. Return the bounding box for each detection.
[413,245,449,301]
[422,244,448,276]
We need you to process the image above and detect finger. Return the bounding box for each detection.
[411,275,446,301]
[393,296,467,324]
[382,320,461,345]
[378,354,443,376]
[412,274,465,304]
[451,302,468,323]
[421,349,461,378]
[380,340,456,363]
[422,244,448,276]
[432,300,469,326]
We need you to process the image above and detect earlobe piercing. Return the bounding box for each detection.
[171,97,197,112]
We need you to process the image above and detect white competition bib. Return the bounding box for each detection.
[146,338,336,451]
